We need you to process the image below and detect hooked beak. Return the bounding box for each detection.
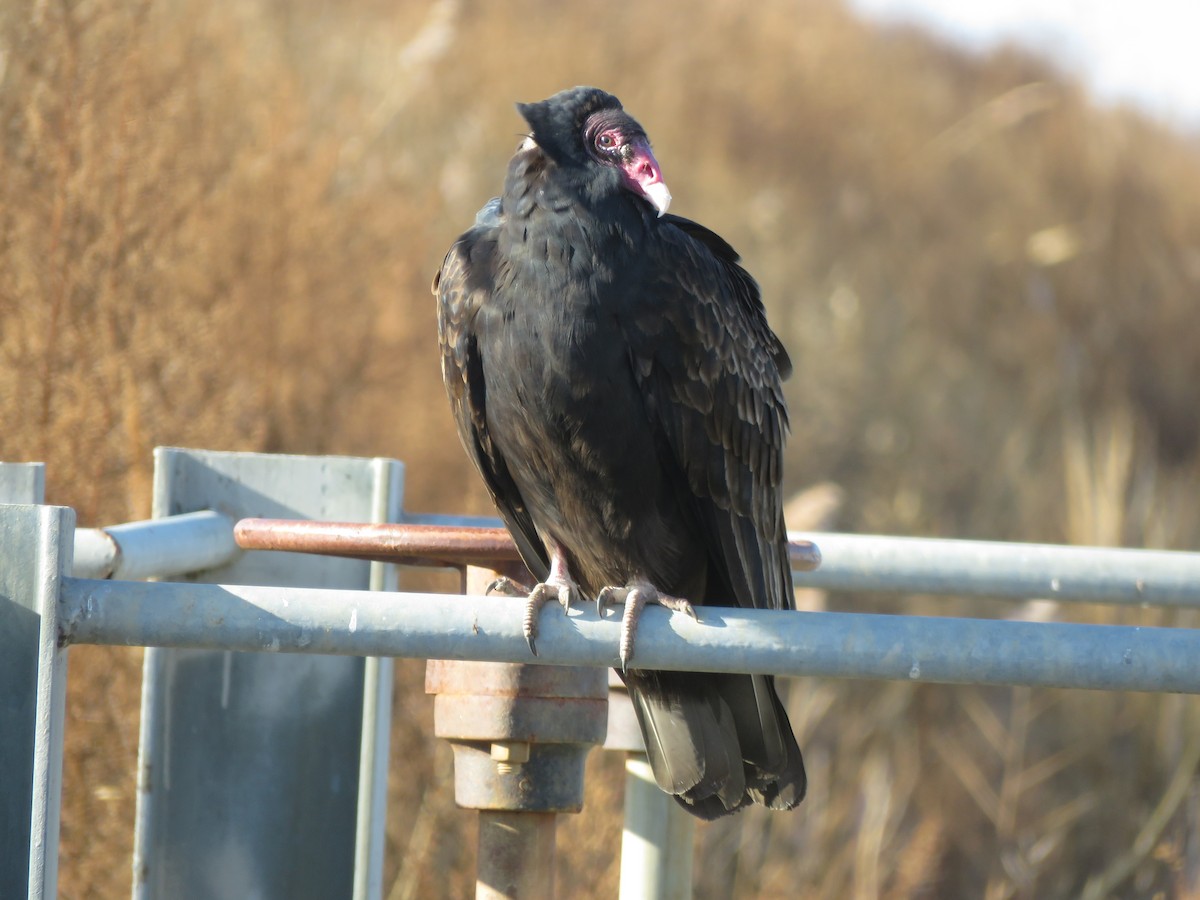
[621,138,671,217]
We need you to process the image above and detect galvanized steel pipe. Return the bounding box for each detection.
[619,755,694,899]
[791,531,1200,606]
[72,511,238,580]
[60,578,1200,694]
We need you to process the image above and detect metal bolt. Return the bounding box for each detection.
[490,741,531,775]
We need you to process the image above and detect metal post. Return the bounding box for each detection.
[0,501,73,900]
[353,457,402,900]
[620,756,694,900]
[605,672,694,900]
[426,566,609,900]
[477,812,557,900]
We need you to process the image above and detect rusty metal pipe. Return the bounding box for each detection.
[476,811,556,900]
[233,518,822,572]
[429,567,606,900]
[233,519,520,568]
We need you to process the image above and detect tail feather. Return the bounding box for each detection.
[747,682,806,811]
[622,669,806,820]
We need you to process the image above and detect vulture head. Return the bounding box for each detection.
[516,86,672,217]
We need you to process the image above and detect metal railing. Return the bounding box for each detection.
[58,575,1200,694]
[787,530,1200,607]
[72,510,239,580]
[7,451,1200,900]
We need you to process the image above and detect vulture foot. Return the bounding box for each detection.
[597,581,697,670]
[521,575,579,656]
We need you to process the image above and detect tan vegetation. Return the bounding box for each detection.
[3,0,1200,896]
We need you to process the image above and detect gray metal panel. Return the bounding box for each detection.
[151,447,398,588]
[0,465,48,900]
[0,462,45,504]
[0,503,73,900]
[134,448,402,900]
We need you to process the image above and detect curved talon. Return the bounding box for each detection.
[522,577,578,657]
[661,596,698,620]
[596,585,618,617]
[488,576,531,597]
[523,595,541,656]
[597,581,695,669]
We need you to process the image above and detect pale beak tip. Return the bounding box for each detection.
[644,181,672,217]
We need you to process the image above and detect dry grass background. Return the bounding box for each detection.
[4,0,1200,896]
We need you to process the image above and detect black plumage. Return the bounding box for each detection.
[434,86,805,819]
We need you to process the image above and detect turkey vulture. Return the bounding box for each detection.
[434,86,805,818]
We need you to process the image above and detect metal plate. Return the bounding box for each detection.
[0,495,72,900]
[134,448,402,900]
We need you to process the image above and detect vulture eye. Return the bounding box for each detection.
[595,131,619,151]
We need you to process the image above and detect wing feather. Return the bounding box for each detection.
[625,216,793,612]
[434,214,550,581]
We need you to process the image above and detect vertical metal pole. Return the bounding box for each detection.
[619,755,694,900]
[425,565,608,900]
[463,566,558,900]
[606,673,695,900]
[0,498,73,900]
[353,457,402,900]
[476,811,557,900]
